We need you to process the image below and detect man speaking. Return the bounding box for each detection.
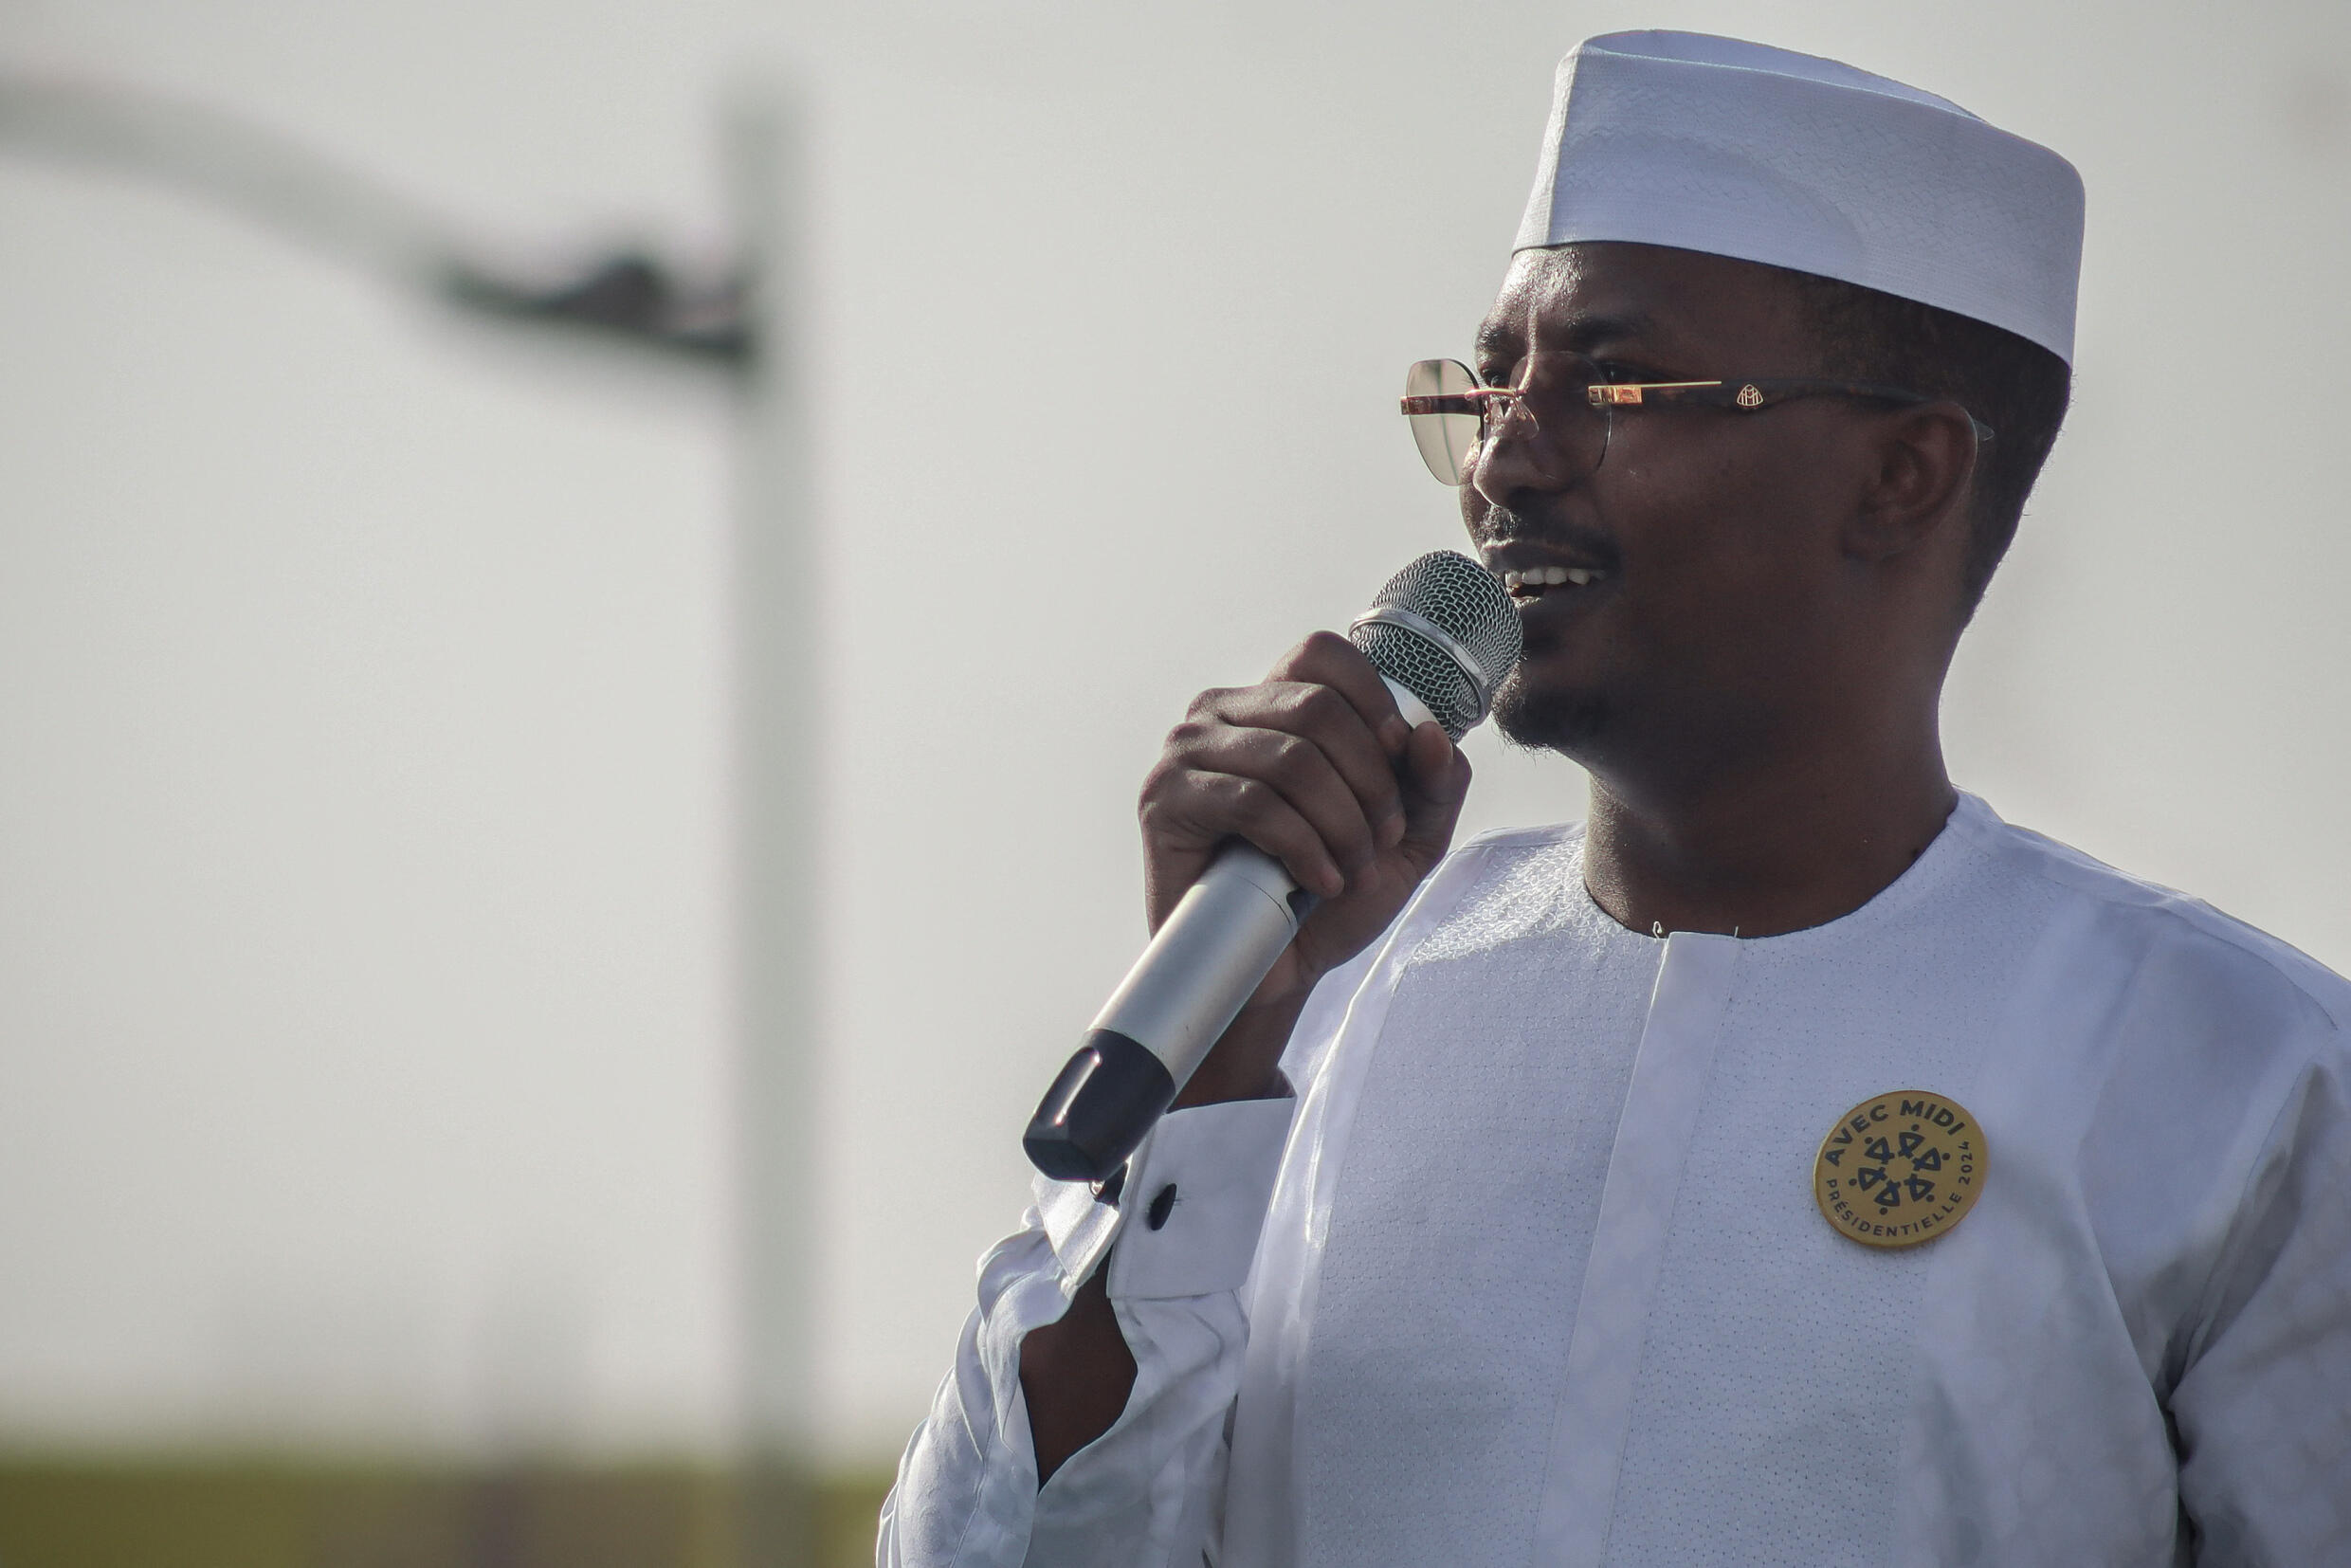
[881,31,2351,1566]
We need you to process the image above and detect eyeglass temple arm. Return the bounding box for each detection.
[1399,392,1495,417]
[1406,380,1996,444]
[1604,379,1996,442]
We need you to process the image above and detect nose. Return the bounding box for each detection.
[1467,392,1588,510]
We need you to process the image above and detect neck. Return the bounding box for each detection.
[1579,707,1956,939]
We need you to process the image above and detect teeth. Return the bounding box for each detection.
[1496,563,1606,593]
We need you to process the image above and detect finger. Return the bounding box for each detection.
[1197,682,1406,848]
[1395,721,1472,865]
[1176,723,1384,880]
[1181,770,1348,899]
[1268,630,1412,758]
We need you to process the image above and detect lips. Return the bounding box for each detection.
[1497,561,1605,598]
[1482,547,1614,604]
[1474,500,1621,616]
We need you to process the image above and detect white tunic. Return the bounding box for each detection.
[880,794,2351,1567]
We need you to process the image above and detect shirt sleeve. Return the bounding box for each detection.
[2170,1037,2351,1564]
[878,1093,1298,1568]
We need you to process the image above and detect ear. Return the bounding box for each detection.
[1840,401,1980,564]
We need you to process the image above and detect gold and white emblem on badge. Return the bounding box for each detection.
[1813,1090,1986,1249]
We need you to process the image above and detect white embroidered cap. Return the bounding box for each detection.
[1515,31,2086,364]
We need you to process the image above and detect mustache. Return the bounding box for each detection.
[1474,504,1622,571]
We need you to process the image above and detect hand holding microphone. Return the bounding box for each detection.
[1024,553,1521,1181]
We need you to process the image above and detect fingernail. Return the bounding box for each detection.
[1379,717,1411,755]
[1377,811,1406,848]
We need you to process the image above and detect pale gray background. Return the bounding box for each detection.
[0,0,2342,1468]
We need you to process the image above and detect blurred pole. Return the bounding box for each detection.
[729,90,822,1567]
[3,69,801,1557]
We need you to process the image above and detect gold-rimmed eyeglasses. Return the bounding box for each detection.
[1399,355,1996,486]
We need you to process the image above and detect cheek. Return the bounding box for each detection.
[1609,450,1842,648]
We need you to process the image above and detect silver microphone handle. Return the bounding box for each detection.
[1021,679,1436,1181]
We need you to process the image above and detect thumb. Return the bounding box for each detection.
[1395,720,1472,869]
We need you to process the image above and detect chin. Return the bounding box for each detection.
[1492,670,1611,758]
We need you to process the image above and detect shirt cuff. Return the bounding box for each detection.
[1031,1095,1297,1303]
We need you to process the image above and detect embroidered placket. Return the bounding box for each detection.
[1529,932,1740,1568]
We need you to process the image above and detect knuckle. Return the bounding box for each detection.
[1267,636,1319,680]
[1283,683,1347,732]
[1185,686,1235,721]
[1139,757,1212,821]
[1299,628,1355,664]
[1300,682,1348,720]
[1140,745,1189,792]
[1137,788,1190,842]
[1264,732,1318,783]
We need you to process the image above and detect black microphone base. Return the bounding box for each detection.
[1023,1029,1177,1183]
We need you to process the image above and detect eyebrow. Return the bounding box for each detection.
[1474,308,1664,361]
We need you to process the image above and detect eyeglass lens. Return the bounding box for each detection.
[1402,356,1611,485]
[1403,359,1482,486]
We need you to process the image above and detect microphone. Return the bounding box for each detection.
[1023,551,1522,1183]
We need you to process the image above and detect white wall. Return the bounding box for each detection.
[0,0,2342,1467]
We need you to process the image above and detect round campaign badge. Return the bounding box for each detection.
[1813,1090,1986,1249]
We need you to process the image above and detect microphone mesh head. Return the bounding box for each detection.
[1347,550,1522,741]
